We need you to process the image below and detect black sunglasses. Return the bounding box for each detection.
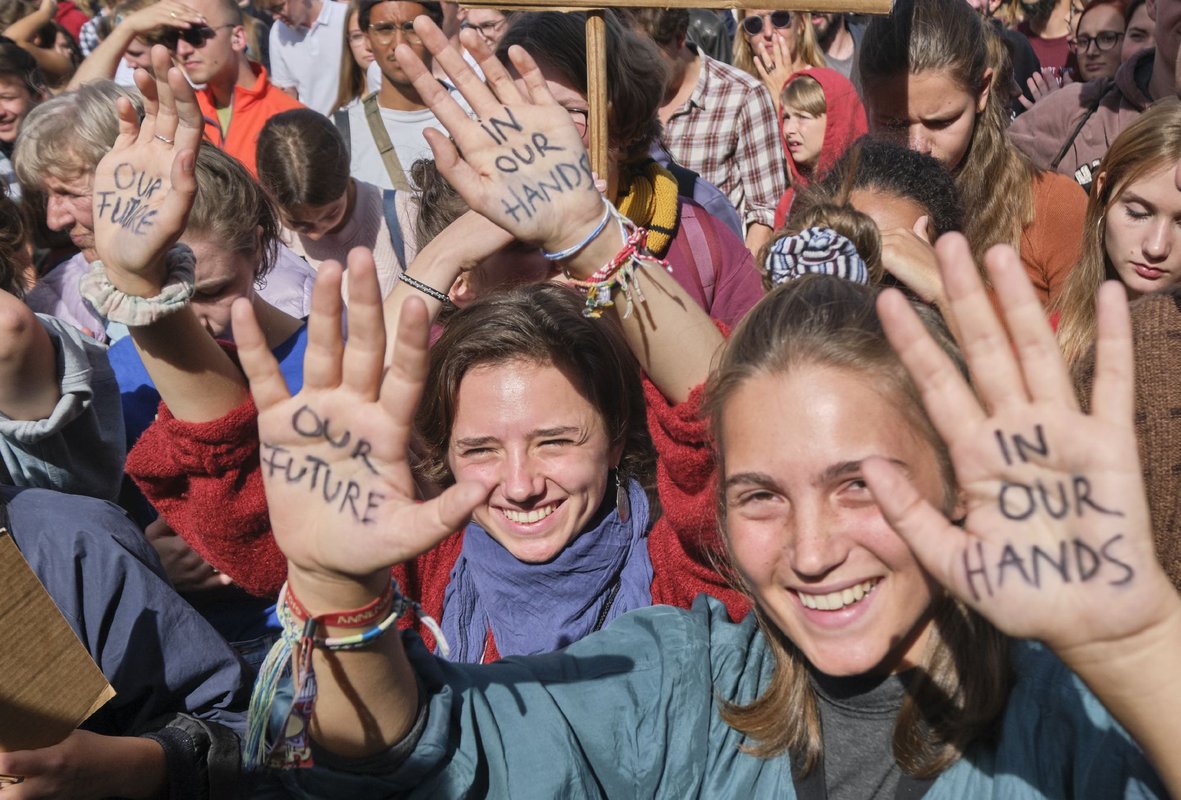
[149,23,233,50]
[741,11,792,37]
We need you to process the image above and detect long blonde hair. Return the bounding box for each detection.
[860,0,1038,265]
[733,10,825,78]
[1056,98,1181,366]
[706,276,1012,777]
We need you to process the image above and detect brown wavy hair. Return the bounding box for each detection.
[705,276,1012,777]
[1055,98,1181,367]
[859,0,1038,265]
[414,282,656,495]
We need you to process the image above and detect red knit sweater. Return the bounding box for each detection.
[126,377,751,651]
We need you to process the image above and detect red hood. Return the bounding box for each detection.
[781,67,867,188]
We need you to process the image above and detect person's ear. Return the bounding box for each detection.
[1146,0,1156,22]
[976,68,994,114]
[1094,170,1107,198]
[231,23,248,53]
[448,273,477,308]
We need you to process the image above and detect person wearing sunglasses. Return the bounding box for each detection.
[65,0,204,88]
[1070,0,1126,81]
[165,0,301,176]
[733,8,824,113]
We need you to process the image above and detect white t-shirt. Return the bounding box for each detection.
[269,0,347,114]
[346,94,470,191]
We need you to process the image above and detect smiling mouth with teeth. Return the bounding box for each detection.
[796,579,879,611]
[500,503,560,525]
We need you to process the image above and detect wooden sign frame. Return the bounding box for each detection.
[462,1,893,176]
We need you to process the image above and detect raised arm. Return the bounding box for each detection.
[3,0,74,81]
[865,235,1181,795]
[90,46,248,422]
[398,22,723,404]
[68,0,204,90]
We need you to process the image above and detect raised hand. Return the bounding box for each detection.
[91,46,202,297]
[127,0,205,38]
[879,216,946,307]
[393,18,606,257]
[752,34,797,108]
[865,235,1176,657]
[232,250,489,598]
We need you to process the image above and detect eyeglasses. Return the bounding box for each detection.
[741,11,792,37]
[461,18,506,38]
[1069,30,1124,53]
[367,20,420,44]
[565,107,589,136]
[148,23,234,49]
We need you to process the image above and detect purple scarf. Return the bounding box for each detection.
[440,480,653,662]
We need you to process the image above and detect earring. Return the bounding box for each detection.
[615,469,630,523]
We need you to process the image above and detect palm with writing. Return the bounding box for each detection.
[232,253,488,600]
[394,18,606,257]
[92,46,202,298]
[865,235,1176,661]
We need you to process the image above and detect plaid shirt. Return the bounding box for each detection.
[662,52,787,230]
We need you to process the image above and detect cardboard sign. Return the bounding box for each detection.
[0,531,115,753]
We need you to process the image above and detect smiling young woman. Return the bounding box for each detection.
[234,18,1180,797]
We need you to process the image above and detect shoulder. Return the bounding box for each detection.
[702,55,763,94]
[1012,81,1091,135]
[937,642,1167,797]
[1031,169,1087,204]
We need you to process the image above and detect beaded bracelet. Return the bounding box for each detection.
[398,270,452,305]
[79,244,197,326]
[542,196,613,261]
[564,208,672,319]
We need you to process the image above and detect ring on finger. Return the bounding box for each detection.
[154,133,175,145]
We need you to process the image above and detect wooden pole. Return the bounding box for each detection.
[585,10,609,181]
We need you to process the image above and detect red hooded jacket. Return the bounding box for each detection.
[773,67,867,229]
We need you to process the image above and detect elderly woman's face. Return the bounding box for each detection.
[721,364,946,676]
[448,359,620,564]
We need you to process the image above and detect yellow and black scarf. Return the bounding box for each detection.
[616,160,680,257]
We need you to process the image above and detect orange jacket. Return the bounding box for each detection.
[196,63,303,176]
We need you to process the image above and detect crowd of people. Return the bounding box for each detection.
[0,0,1179,797]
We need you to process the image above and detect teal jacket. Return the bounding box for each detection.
[269,597,1165,799]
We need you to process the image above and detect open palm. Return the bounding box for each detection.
[92,46,202,295]
[232,252,488,584]
[866,236,1175,657]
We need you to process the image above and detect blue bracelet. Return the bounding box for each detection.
[543,197,613,261]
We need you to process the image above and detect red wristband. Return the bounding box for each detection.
[285,580,395,628]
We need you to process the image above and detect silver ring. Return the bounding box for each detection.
[153,133,175,144]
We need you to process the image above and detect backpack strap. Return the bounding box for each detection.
[383,188,408,270]
[332,108,351,157]
[678,201,721,302]
[363,94,412,191]
[664,160,700,201]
